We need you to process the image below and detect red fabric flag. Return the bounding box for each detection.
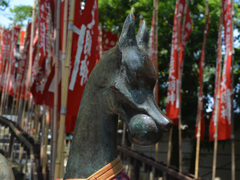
[195,14,209,141]
[31,0,51,105]
[209,13,223,141]
[42,0,68,108]
[43,0,100,132]
[102,30,118,55]
[31,58,48,104]
[8,26,20,96]
[0,29,11,91]
[16,23,32,100]
[19,30,26,53]
[8,60,15,96]
[148,12,159,104]
[209,0,233,141]
[66,0,99,132]
[166,0,193,126]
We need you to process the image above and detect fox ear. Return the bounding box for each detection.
[119,14,137,51]
[136,20,149,51]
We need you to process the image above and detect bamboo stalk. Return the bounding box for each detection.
[10,94,16,121]
[212,8,223,180]
[231,1,235,180]
[167,127,172,166]
[0,27,10,115]
[177,0,186,173]
[0,24,15,115]
[42,106,50,175]
[34,105,39,142]
[0,62,9,115]
[40,105,47,166]
[21,0,36,128]
[54,0,75,178]
[4,28,15,114]
[194,1,208,178]
[52,0,61,178]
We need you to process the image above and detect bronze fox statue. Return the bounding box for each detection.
[64,13,172,179]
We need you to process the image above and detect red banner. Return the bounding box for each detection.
[43,0,99,132]
[166,0,193,126]
[16,23,32,100]
[8,26,20,96]
[66,0,99,132]
[102,30,118,55]
[195,14,209,141]
[209,0,233,141]
[31,58,48,104]
[19,30,26,53]
[9,60,16,96]
[31,1,51,105]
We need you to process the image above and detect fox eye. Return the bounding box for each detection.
[128,74,139,88]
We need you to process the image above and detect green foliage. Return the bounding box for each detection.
[0,0,9,11]
[99,0,240,135]
[8,5,32,26]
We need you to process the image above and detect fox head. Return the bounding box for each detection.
[110,14,172,146]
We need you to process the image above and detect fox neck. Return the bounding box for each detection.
[64,50,120,179]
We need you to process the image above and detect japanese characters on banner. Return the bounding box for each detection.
[102,30,118,55]
[31,58,48,104]
[166,0,192,125]
[209,0,233,141]
[16,23,32,100]
[1,29,11,63]
[148,12,159,104]
[31,0,50,105]
[43,0,99,132]
[8,27,20,96]
[209,13,223,142]
[195,13,209,141]
[39,0,49,64]
[66,0,99,132]
[0,29,11,90]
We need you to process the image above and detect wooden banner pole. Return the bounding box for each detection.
[5,25,16,116]
[54,0,75,178]
[40,105,47,166]
[51,0,61,177]
[42,106,50,175]
[34,105,39,142]
[167,127,173,166]
[212,7,223,180]
[231,1,235,179]
[194,1,208,178]
[21,0,36,128]
[177,0,187,172]
[0,24,15,115]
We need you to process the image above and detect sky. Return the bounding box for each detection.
[0,0,34,28]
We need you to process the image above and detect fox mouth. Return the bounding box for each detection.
[119,96,172,146]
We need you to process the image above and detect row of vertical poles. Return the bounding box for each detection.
[0,22,15,116]
[20,0,36,129]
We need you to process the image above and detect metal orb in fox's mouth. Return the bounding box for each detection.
[128,114,159,146]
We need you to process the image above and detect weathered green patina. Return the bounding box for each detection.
[64,14,172,179]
